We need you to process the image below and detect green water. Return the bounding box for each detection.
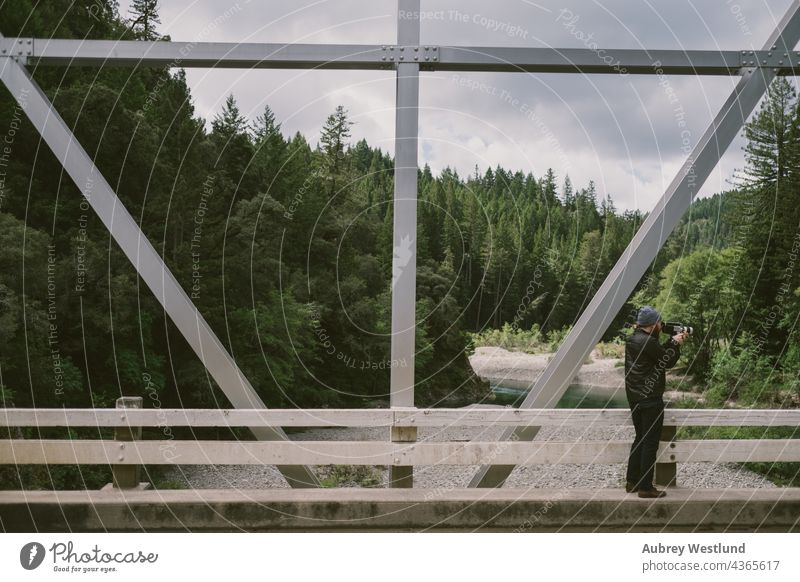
[491,383,628,408]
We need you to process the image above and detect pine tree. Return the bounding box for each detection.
[129,0,160,40]
[540,168,558,206]
[319,105,353,196]
[585,180,598,209]
[252,105,287,193]
[562,175,574,209]
[212,94,249,140]
[210,94,256,195]
[252,104,281,143]
[731,77,800,351]
[740,77,799,189]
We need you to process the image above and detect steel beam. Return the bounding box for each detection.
[0,48,319,488]
[389,0,420,488]
[470,0,800,488]
[4,38,388,70]
[436,47,746,75]
[7,37,800,75]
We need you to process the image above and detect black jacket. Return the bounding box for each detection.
[624,328,681,404]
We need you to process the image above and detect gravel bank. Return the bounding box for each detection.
[469,346,625,390]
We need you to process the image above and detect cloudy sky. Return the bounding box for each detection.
[116,0,798,211]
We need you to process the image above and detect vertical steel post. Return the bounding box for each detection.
[0,50,319,488]
[470,0,800,487]
[390,0,420,487]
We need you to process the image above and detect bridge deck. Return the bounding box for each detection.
[1,487,798,532]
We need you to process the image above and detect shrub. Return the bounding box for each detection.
[705,333,778,406]
[546,326,572,352]
[596,340,625,359]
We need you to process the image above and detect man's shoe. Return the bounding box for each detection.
[637,488,667,499]
[625,481,638,493]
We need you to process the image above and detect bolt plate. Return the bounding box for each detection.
[380,45,438,69]
[740,50,800,69]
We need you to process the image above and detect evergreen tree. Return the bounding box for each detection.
[562,175,575,209]
[210,94,255,193]
[252,104,287,196]
[730,77,800,351]
[319,105,353,196]
[540,168,559,206]
[129,0,160,39]
[212,94,250,140]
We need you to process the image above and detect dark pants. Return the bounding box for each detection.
[626,398,665,490]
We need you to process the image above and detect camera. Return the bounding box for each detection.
[662,321,693,336]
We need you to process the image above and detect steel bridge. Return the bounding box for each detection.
[1,1,800,531]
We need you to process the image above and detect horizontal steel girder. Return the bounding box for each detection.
[4,37,800,75]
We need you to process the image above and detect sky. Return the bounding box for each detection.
[115,0,799,211]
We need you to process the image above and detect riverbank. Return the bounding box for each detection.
[469,346,625,391]
[469,345,703,404]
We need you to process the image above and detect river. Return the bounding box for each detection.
[491,382,629,408]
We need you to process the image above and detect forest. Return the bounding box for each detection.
[0,2,799,488]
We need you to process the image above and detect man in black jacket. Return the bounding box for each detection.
[624,306,686,498]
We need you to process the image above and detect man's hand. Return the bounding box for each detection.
[671,333,686,345]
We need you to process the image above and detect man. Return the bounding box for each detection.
[624,306,686,498]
